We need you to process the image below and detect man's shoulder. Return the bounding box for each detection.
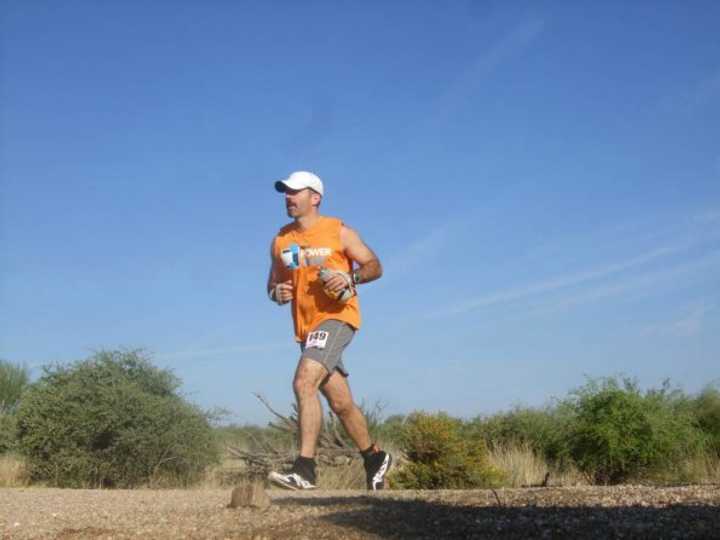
[323,216,344,228]
[274,216,345,238]
[276,222,297,237]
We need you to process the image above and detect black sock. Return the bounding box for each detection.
[293,456,316,480]
[360,445,378,461]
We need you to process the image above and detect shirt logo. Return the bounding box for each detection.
[281,244,332,269]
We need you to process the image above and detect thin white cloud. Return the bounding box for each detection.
[383,223,452,277]
[672,307,708,337]
[541,251,720,314]
[432,244,683,317]
[436,18,546,116]
[360,17,546,167]
[641,301,716,338]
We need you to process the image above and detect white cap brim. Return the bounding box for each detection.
[274,171,324,196]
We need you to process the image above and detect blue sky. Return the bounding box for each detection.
[1,1,719,424]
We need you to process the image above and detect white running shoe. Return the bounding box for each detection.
[268,470,317,490]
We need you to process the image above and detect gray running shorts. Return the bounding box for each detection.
[300,319,355,377]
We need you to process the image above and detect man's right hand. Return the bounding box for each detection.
[270,280,293,304]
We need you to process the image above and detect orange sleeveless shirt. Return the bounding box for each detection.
[273,216,361,342]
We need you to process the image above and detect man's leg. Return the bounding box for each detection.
[293,357,329,458]
[321,371,393,490]
[320,370,371,451]
[268,356,327,490]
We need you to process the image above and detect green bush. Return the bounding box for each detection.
[690,385,720,457]
[466,404,574,466]
[0,360,30,454]
[0,413,17,454]
[564,377,705,484]
[0,360,29,414]
[374,414,406,447]
[392,412,503,489]
[15,350,220,487]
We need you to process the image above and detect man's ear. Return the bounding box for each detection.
[312,192,322,208]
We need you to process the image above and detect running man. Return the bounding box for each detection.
[266,170,392,491]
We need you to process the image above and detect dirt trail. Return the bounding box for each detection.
[2,485,719,539]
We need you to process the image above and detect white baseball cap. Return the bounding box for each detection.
[274,171,324,196]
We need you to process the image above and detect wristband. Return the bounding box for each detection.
[352,270,361,285]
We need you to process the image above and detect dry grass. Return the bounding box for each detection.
[198,458,248,489]
[487,442,587,488]
[0,453,29,487]
[144,456,248,489]
[317,458,366,490]
[696,453,720,482]
[487,443,720,488]
[650,452,720,485]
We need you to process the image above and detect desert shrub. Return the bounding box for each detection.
[374,414,406,447]
[466,403,574,466]
[564,377,705,484]
[0,360,30,454]
[0,360,29,414]
[392,412,503,489]
[690,385,720,457]
[15,349,220,487]
[0,413,17,454]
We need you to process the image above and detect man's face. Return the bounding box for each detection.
[285,188,319,218]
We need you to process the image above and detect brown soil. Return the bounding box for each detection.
[2,485,719,539]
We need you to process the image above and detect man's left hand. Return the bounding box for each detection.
[322,270,353,294]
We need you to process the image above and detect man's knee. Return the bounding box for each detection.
[293,358,327,397]
[328,396,355,417]
[293,376,315,398]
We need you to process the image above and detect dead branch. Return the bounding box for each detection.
[252,393,297,430]
[226,393,361,474]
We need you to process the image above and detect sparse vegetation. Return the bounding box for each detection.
[563,377,706,484]
[466,403,574,466]
[0,453,29,487]
[485,441,586,488]
[0,359,30,414]
[687,385,720,457]
[465,376,717,486]
[0,360,31,454]
[390,412,504,489]
[14,349,220,488]
[3,356,719,490]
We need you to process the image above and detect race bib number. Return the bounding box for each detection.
[306,330,329,349]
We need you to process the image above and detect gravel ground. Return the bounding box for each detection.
[2,485,719,539]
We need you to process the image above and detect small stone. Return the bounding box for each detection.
[228,479,271,510]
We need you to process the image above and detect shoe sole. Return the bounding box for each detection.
[268,471,316,491]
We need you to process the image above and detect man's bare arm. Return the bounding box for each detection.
[340,225,382,284]
[268,239,293,304]
[267,240,278,293]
